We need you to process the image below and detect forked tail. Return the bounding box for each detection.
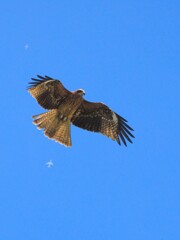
[32,110,72,147]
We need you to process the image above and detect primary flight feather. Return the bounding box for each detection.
[28,75,135,147]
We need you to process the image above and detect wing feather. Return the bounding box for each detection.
[121,128,133,143]
[28,75,71,109]
[72,100,134,146]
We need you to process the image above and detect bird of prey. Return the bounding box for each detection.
[28,75,134,147]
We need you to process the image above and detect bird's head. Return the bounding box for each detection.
[76,89,85,96]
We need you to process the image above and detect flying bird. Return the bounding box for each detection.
[28,75,134,147]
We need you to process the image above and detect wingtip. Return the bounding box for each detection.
[45,75,52,79]
[36,75,46,79]
[36,75,52,80]
[116,137,121,146]
[27,75,54,90]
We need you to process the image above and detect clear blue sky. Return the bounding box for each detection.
[1,1,179,239]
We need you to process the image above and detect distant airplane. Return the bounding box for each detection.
[46,160,54,168]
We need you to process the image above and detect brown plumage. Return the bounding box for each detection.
[28,75,135,147]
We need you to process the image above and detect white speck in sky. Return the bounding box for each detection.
[46,160,54,168]
[24,43,29,50]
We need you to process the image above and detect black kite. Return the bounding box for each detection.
[28,75,135,147]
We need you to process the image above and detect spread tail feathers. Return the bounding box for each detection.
[32,110,72,147]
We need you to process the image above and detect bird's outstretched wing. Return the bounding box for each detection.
[72,100,135,146]
[28,75,71,109]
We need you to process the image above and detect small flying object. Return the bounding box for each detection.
[24,43,29,50]
[46,160,54,168]
[28,75,135,147]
